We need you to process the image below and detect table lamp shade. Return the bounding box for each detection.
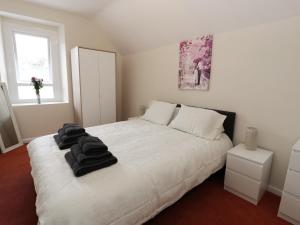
[245,127,257,150]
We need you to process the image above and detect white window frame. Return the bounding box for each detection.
[2,21,62,104]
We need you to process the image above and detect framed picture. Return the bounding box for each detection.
[178,35,213,90]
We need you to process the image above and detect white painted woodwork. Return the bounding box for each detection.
[224,144,273,205]
[278,139,300,225]
[71,46,116,127]
[98,51,116,124]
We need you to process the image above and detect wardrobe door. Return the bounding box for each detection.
[79,48,101,127]
[98,51,116,124]
[71,47,82,125]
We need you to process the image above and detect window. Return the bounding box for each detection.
[2,20,62,104]
[14,33,55,100]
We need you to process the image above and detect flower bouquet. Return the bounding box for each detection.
[31,77,43,104]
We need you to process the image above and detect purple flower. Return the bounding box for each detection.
[31,77,44,94]
[193,58,201,64]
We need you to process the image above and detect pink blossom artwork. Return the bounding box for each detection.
[178,35,213,90]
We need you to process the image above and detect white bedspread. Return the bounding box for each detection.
[28,119,232,225]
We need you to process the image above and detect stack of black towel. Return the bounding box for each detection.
[65,136,118,177]
[54,123,88,150]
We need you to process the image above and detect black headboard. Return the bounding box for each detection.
[176,104,236,141]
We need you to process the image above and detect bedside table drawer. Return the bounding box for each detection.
[227,154,263,180]
[290,151,300,172]
[225,169,260,200]
[284,170,300,197]
[280,192,300,222]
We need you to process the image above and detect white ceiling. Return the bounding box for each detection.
[24,0,112,15]
[23,0,300,54]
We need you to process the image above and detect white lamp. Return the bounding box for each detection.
[244,127,257,150]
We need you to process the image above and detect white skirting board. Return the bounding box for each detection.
[278,211,300,225]
[267,185,282,196]
[23,137,35,144]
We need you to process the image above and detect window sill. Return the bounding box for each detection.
[12,101,69,107]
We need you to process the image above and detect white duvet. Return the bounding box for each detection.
[28,119,232,225]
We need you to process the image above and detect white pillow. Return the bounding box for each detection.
[142,101,177,125]
[169,105,226,140]
[170,107,180,121]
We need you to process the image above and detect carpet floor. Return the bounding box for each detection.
[0,145,290,225]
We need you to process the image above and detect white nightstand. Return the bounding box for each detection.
[224,144,273,205]
[278,139,300,225]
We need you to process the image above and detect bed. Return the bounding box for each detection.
[28,107,236,225]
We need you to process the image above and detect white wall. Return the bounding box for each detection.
[0,0,122,139]
[122,16,300,191]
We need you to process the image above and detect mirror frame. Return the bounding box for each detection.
[0,82,23,153]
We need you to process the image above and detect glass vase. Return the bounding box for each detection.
[36,93,41,104]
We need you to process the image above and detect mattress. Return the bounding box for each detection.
[28,119,233,225]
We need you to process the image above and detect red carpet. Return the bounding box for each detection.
[0,145,290,225]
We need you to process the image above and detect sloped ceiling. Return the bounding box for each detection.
[24,0,112,16]
[24,0,300,54]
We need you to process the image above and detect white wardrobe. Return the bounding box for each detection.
[71,47,116,127]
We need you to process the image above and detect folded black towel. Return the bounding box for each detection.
[58,124,85,136]
[78,136,108,155]
[78,136,102,146]
[54,122,88,150]
[58,123,79,133]
[58,130,87,142]
[54,134,78,150]
[65,151,118,177]
[71,144,111,165]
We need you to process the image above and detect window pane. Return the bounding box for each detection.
[18,86,54,100]
[14,33,51,83]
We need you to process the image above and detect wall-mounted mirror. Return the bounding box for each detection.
[0,82,23,153]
